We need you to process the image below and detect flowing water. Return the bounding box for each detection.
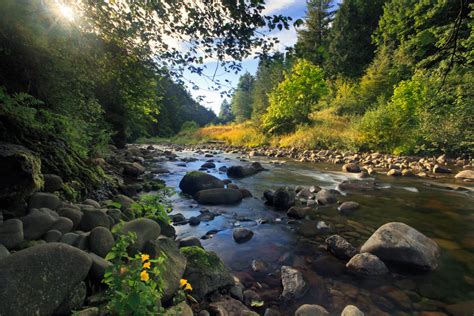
[153,147,474,315]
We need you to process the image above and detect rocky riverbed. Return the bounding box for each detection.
[0,143,473,316]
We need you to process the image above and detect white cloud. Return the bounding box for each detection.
[263,0,298,15]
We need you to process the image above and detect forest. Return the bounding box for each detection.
[213,0,473,156]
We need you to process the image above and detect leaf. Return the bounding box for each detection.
[251,300,264,307]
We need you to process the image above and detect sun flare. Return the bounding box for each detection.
[58,4,75,21]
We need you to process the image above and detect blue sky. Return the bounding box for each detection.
[184,0,308,114]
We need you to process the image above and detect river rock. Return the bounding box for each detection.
[20,208,58,240]
[227,162,265,178]
[263,190,275,205]
[342,163,361,173]
[42,174,63,192]
[120,218,161,254]
[112,194,135,211]
[433,165,451,174]
[316,189,337,205]
[54,281,87,315]
[346,253,389,276]
[338,201,360,214]
[0,243,92,316]
[387,169,402,176]
[201,162,216,169]
[50,216,74,234]
[181,246,234,300]
[43,229,62,242]
[325,235,357,260]
[0,144,43,209]
[165,302,193,316]
[73,307,99,316]
[143,237,187,301]
[341,305,364,316]
[122,162,146,177]
[455,170,474,180]
[445,300,474,316]
[273,187,296,210]
[281,266,307,300]
[209,297,258,316]
[194,188,243,205]
[239,188,253,198]
[28,192,61,211]
[57,207,83,229]
[287,206,311,219]
[88,252,112,281]
[83,199,101,208]
[0,244,10,259]
[233,228,254,243]
[0,219,24,249]
[294,304,329,316]
[179,171,225,195]
[79,209,110,231]
[360,222,440,270]
[89,227,114,258]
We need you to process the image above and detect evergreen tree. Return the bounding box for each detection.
[327,0,387,78]
[218,99,234,123]
[231,73,255,122]
[295,0,334,66]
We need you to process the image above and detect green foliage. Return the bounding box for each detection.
[231,73,255,123]
[218,100,234,124]
[103,233,166,316]
[180,121,199,132]
[263,59,327,134]
[129,192,173,225]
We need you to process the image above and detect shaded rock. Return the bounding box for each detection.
[239,188,253,198]
[43,229,62,243]
[295,304,329,316]
[263,190,275,205]
[264,308,281,316]
[273,187,296,210]
[287,206,311,219]
[445,300,474,316]
[181,246,234,300]
[315,189,337,205]
[227,162,265,178]
[28,192,60,211]
[194,188,243,205]
[433,165,451,174]
[360,222,440,270]
[0,244,10,259]
[342,163,361,173]
[201,162,216,169]
[143,237,187,301]
[72,307,99,316]
[229,285,244,301]
[57,207,83,229]
[178,237,203,248]
[54,281,87,315]
[89,227,114,258]
[0,144,43,208]
[0,219,23,249]
[83,199,101,208]
[325,235,357,260]
[209,297,258,316]
[387,169,402,177]
[455,170,474,180]
[42,174,63,193]
[50,216,73,234]
[188,216,201,226]
[112,194,135,211]
[60,232,80,246]
[122,162,145,177]
[341,305,364,316]
[243,289,261,306]
[20,208,58,240]
[88,252,112,281]
[233,228,254,243]
[120,218,161,254]
[79,209,110,231]
[165,302,193,316]
[171,213,186,223]
[346,253,389,276]
[179,171,224,195]
[0,243,92,316]
[281,266,307,300]
[338,202,360,214]
[252,259,269,273]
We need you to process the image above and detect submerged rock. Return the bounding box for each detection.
[315,189,337,205]
[325,235,357,260]
[194,188,243,205]
[281,266,307,300]
[360,222,440,271]
[342,163,361,173]
[209,297,258,316]
[179,171,224,195]
[0,243,92,316]
[233,228,254,243]
[227,162,265,178]
[338,201,360,214]
[273,187,296,210]
[346,253,388,276]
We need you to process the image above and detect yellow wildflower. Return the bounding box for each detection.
[140,270,150,282]
[119,267,127,275]
[180,279,188,287]
[185,283,193,291]
[143,262,151,269]
[141,254,150,262]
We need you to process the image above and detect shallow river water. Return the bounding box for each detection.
[153,147,474,315]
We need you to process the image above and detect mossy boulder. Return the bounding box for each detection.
[180,246,234,300]
[179,171,224,195]
[0,143,43,213]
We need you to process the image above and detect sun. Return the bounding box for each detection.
[57,4,75,22]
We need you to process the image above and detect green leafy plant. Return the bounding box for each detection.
[129,191,173,224]
[103,232,166,315]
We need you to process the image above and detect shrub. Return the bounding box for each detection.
[129,192,173,224]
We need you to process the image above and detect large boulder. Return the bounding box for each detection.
[0,219,24,249]
[28,192,61,211]
[20,208,59,240]
[273,187,296,210]
[346,253,388,276]
[226,162,265,178]
[281,266,307,300]
[194,188,243,205]
[0,243,92,316]
[455,170,474,180]
[79,209,110,231]
[89,227,114,258]
[179,171,225,195]
[120,218,161,254]
[0,144,43,208]
[360,222,440,271]
[143,237,187,302]
[180,246,234,300]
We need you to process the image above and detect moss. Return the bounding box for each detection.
[180,246,225,270]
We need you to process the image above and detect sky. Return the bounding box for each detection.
[183,0,309,115]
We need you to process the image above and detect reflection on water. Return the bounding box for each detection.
[157,149,474,315]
